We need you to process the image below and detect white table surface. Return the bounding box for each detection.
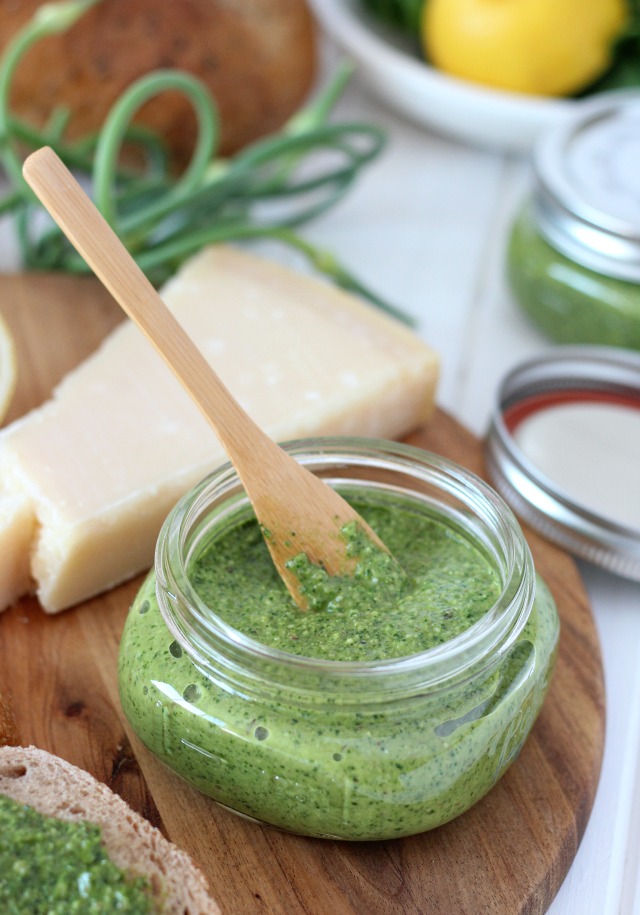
[299,46,639,915]
[0,40,638,915]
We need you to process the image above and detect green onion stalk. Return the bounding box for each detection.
[0,0,413,324]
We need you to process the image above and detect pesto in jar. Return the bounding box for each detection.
[507,93,640,351]
[190,499,502,662]
[508,203,640,350]
[119,482,559,840]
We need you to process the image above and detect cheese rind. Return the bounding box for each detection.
[0,492,34,608]
[0,245,439,612]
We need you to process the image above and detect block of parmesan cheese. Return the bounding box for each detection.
[0,245,438,612]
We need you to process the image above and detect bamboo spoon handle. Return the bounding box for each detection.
[23,146,389,608]
[22,148,264,456]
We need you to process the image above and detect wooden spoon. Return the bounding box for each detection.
[22,146,391,609]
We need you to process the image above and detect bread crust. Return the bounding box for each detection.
[0,0,317,162]
[0,745,219,915]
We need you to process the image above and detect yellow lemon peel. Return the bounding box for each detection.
[423,0,628,97]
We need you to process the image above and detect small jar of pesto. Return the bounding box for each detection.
[507,90,640,350]
[118,439,559,840]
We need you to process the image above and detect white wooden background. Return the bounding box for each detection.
[0,38,638,915]
[299,45,640,915]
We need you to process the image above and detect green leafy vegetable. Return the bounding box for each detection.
[359,0,425,37]
[581,0,640,92]
[0,0,413,325]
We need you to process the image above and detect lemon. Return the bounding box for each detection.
[422,0,628,96]
[0,311,17,425]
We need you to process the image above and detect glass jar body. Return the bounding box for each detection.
[507,203,640,351]
[118,440,559,841]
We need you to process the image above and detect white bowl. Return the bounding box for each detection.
[309,0,575,153]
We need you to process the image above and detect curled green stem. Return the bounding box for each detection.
[0,1,412,325]
[93,69,218,228]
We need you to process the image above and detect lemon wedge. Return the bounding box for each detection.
[0,311,17,424]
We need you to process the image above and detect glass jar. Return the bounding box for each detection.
[507,90,640,350]
[118,438,559,841]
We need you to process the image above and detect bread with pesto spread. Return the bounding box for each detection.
[0,745,220,915]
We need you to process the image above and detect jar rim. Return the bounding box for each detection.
[154,437,535,696]
[532,89,640,282]
[486,345,640,579]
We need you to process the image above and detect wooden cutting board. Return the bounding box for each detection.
[0,272,605,915]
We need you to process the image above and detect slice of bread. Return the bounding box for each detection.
[0,745,220,914]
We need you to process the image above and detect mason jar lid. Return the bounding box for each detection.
[532,90,640,282]
[485,345,640,580]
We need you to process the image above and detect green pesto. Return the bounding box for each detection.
[189,500,501,662]
[508,203,640,350]
[0,795,154,914]
[118,491,559,840]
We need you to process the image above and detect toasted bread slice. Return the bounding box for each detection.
[0,745,219,914]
